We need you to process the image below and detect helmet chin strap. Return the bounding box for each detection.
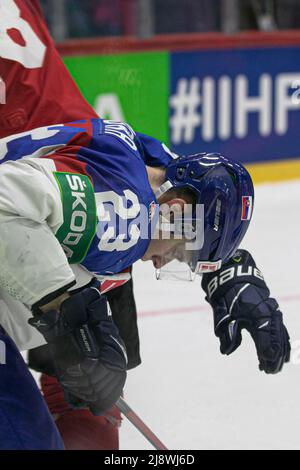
[155,180,173,200]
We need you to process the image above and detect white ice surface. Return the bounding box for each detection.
[119,179,300,450]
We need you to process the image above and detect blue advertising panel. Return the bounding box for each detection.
[170,47,300,163]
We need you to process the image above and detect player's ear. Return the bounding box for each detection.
[162,198,185,215]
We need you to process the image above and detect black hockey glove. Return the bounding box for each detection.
[201,250,290,374]
[29,280,127,415]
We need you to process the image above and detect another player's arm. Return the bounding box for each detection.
[201,249,290,374]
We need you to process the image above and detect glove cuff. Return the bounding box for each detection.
[202,249,269,301]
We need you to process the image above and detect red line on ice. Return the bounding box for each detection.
[138,294,300,318]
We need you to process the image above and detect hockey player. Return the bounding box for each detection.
[0,0,290,451]
[0,116,291,450]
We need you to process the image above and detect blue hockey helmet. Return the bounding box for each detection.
[155,153,254,276]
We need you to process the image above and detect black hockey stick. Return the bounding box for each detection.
[116,397,168,450]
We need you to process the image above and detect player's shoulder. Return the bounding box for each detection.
[94,119,141,155]
[88,119,150,174]
[59,118,142,158]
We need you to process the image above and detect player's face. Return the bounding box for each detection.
[141,238,191,269]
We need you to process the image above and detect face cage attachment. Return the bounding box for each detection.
[155,258,222,282]
[154,212,211,281]
[154,176,223,281]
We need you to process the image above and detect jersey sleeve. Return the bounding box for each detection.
[0,160,75,306]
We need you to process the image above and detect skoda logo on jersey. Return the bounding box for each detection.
[54,172,97,264]
[95,190,144,252]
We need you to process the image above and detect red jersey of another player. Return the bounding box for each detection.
[0,0,97,138]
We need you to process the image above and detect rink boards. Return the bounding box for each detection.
[59,32,300,183]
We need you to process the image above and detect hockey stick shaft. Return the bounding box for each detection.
[116,397,168,450]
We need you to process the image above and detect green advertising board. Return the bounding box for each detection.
[64,52,169,143]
